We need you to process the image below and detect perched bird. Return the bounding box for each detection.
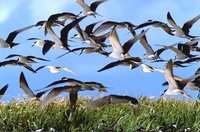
[0,84,8,100]
[35,65,78,75]
[0,25,35,48]
[84,94,140,116]
[76,0,108,17]
[167,12,200,38]
[161,59,192,98]
[19,72,46,99]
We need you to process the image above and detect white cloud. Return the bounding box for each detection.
[27,0,74,22]
[0,0,25,24]
[0,8,10,23]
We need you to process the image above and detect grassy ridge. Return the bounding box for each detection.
[0,98,199,131]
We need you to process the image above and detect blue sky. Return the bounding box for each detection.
[0,0,200,101]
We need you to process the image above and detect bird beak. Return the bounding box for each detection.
[132,105,140,116]
[76,12,82,17]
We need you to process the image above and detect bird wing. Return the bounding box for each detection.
[19,72,35,98]
[139,34,154,55]
[167,12,182,31]
[42,40,55,55]
[76,0,90,11]
[62,67,79,75]
[93,21,119,35]
[28,55,50,62]
[84,21,102,35]
[6,25,35,43]
[5,54,21,59]
[165,45,184,56]
[109,27,124,54]
[38,86,68,108]
[97,60,125,72]
[123,29,148,54]
[164,59,179,90]
[38,85,81,108]
[17,62,36,73]
[0,84,8,100]
[90,0,108,12]
[61,16,86,49]
[44,79,69,88]
[182,14,200,35]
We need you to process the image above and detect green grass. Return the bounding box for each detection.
[0,97,199,131]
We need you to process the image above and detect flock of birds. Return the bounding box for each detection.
[0,0,200,115]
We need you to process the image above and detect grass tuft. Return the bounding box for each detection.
[0,97,199,131]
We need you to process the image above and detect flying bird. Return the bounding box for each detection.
[72,21,110,47]
[35,65,78,75]
[140,64,164,73]
[167,12,200,38]
[98,57,142,72]
[162,67,200,91]
[60,16,87,50]
[93,20,136,36]
[45,12,77,45]
[161,59,192,98]
[84,81,107,92]
[0,59,36,73]
[108,27,148,60]
[28,38,66,55]
[5,54,50,64]
[38,85,83,108]
[76,0,108,17]
[19,72,46,99]
[41,77,86,90]
[156,43,190,60]
[56,46,109,58]
[0,25,35,48]
[135,20,173,36]
[84,94,140,116]
[140,34,161,60]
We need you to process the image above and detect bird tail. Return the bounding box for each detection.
[10,43,20,48]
